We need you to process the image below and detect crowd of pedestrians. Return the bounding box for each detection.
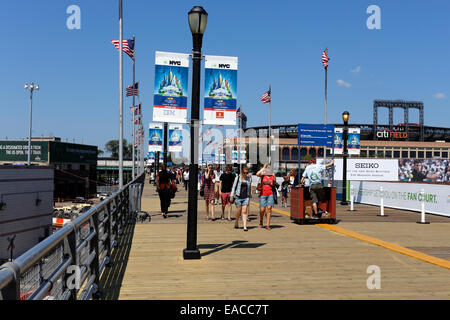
[151,161,332,230]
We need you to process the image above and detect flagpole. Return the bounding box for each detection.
[132,35,136,180]
[239,104,242,173]
[324,50,328,184]
[268,85,271,165]
[118,0,123,189]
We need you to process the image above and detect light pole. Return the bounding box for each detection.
[341,111,349,205]
[184,5,207,260]
[24,82,39,166]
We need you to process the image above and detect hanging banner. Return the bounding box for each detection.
[168,124,183,152]
[153,51,189,123]
[219,154,226,164]
[148,123,163,152]
[203,55,238,125]
[239,150,247,164]
[232,150,238,163]
[348,128,361,155]
[333,127,343,155]
[147,151,155,164]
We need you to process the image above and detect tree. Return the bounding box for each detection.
[105,139,133,159]
[97,149,104,156]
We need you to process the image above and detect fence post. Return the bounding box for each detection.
[417,188,430,224]
[348,184,356,211]
[377,185,388,217]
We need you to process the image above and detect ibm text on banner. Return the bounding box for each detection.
[203,55,238,125]
[153,51,189,123]
[148,123,163,152]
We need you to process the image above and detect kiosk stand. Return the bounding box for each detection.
[292,124,337,224]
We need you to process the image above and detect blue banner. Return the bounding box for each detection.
[203,55,238,125]
[153,52,189,123]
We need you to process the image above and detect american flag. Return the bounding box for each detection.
[126,82,139,97]
[322,48,330,69]
[236,107,241,118]
[111,39,135,60]
[260,88,271,103]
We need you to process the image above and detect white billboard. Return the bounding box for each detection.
[325,159,399,181]
[350,181,450,217]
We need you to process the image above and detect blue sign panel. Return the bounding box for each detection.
[298,124,335,147]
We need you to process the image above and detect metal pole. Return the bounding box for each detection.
[184,33,202,260]
[239,105,242,173]
[340,122,349,205]
[163,122,168,165]
[323,67,327,174]
[118,0,124,189]
[417,188,429,224]
[132,35,136,179]
[27,87,33,166]
[268,85,271,165]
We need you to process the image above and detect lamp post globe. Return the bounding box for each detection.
[340,111,350,205]
[184,6,208,260]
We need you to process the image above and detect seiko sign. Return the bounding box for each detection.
[355,163,379,169]
[376,129,407,139]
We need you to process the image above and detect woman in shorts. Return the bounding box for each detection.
[230,165,251,231]
[256,164,275,230]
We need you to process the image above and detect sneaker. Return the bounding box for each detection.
[310,215,319,219]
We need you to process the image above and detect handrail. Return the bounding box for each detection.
[0,172,145,300]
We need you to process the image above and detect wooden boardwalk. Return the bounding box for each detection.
[100,180,450,300]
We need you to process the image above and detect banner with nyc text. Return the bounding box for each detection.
[203,55,238,125]
[153,51,189,123]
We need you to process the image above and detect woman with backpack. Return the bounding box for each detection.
[256,164,276,230]
[230,165,251,231]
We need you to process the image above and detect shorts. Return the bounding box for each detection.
[235,197,249,207]
[221,192,231,204]
[259,194,274,208]
[214,182,220,193]
[310,183,325,204]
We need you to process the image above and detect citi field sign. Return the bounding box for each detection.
[376,128,407,139]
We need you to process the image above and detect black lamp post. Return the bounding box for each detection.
[341,111,349,205]
[183,6,208,260]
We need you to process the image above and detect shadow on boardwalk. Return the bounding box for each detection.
[98,222,136,300]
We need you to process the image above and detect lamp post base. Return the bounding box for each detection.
[183,248,201,260]
[340,201,349,205]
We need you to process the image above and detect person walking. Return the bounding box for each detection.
[230,165,251,231]
[156,164,173,218]
[256,164,275,230]
[214,165,222,205]
[203,164,216,221]
[301,158,334,219]
[281,176,290,207]
[182,168,189,191]
[219,164,236,221]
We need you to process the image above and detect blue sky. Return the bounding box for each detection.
[1,0,449,152]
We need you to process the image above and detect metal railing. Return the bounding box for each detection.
[0,173,145,300]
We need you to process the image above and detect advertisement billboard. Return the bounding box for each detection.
[203,55,238,125]
[153,51,189,123]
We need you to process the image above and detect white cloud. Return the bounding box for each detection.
[336,79,351,88]
[432,93,446,99]
[351,66,361,73]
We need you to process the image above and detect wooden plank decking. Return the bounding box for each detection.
[100,180,450,300]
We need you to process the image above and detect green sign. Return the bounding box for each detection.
[49,142,97,164]
[0,141,49,162]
